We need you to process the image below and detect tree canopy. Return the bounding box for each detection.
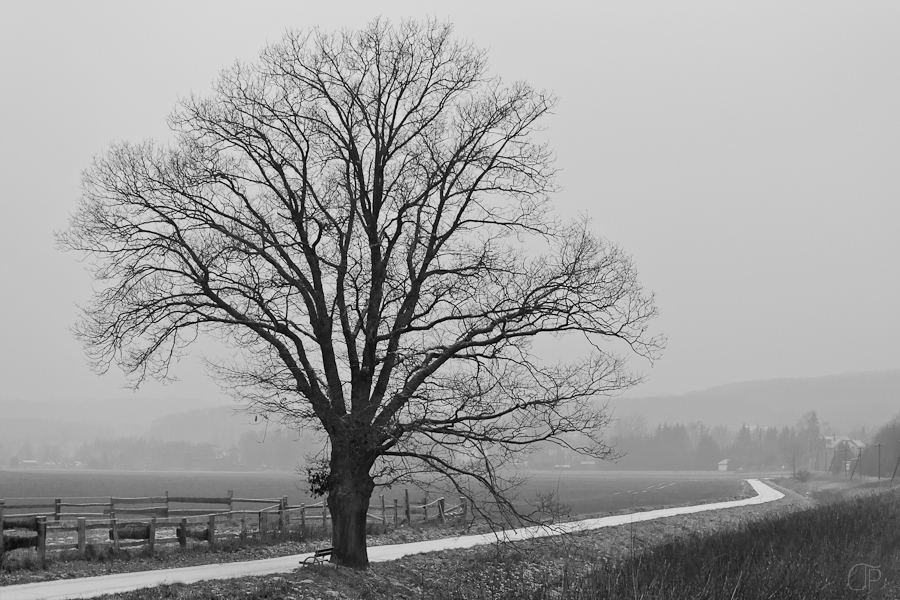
[59,19,663,567]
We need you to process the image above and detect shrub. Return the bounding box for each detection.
[794,469,812,482]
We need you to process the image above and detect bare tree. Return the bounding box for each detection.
[59,19,662,568]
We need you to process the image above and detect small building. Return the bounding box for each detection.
[718,459,729,472]
[823,435,867,473]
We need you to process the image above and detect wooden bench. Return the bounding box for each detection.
[300,547,333,565]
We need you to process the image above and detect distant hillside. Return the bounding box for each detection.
[0,415,109,459]
[142,405,326,470]
[0,396,225,431]
[610,370,900,431]
[0,396,230,460]
[142,406,258,446]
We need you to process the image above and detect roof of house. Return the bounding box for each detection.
[823,435,866,450]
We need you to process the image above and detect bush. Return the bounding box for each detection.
[794,469,812,482]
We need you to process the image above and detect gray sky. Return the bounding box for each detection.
[1,1,898,408]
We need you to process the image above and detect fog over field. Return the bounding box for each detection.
[4,369,899,462]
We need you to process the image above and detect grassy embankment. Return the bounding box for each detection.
[547,485,900,599]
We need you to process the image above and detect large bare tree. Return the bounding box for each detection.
[59,19,662,568]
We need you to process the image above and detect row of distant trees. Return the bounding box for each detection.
[724,412,824,472]
[524,411,827,472]
[607,421,729,471]
[5,429,320,472]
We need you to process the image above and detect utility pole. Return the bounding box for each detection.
[808,439,812,472]
[892,440,900,484]
[874,443,884,480]
[850,447,862,480]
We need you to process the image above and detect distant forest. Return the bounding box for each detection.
[5,428,323,472]
[529,410,900,473]
[523,412,819,471]
[6,411,900,474]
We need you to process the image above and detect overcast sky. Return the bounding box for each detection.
[1,1,898,409]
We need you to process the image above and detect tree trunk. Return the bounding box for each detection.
[327,465,375,568]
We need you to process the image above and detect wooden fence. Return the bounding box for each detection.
[0,490,467,566]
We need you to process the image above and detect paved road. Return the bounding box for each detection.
[1,479,783,600]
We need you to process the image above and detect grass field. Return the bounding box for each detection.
[0,468,745,517]
[0,468,306,506]
[518,469,746,516]
[539,482,900,599]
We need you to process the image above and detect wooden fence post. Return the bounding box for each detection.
[37,516,47,568]
[280,496,288,532]
[54,498,61,521]
[460,496,467,520]
[300,504,306,529]
[438,498,446,525]
[380,494,387,527]
[240,512,247,546]
[227,490,234,514]
[404,489,411,525]
[165,491,170,518]
[77,517,86,557]
[393,498,399,526]
[148,517,156,554]
[179,517,187,550]
[423,494,428,522]
[208,514,216,549]
[109,499,116,521]
[111,517,120,552]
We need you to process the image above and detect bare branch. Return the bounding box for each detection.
[57,18,663,569]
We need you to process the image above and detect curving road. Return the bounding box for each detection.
[1,479,783,600]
